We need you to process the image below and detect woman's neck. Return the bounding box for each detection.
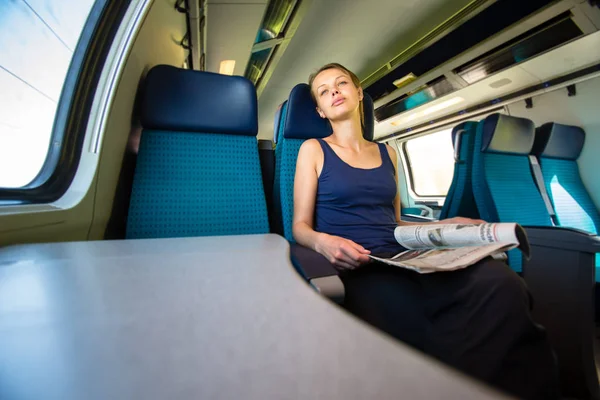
[330,113,366,151]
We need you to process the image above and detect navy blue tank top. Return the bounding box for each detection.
[314,139,401,255]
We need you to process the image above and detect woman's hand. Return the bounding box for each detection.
[440,216,486,225]
[315,233,371,271]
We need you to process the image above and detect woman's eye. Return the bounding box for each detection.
[338,81,347,86]
[320,89,328,96]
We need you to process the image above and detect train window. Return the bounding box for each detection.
[403,128,454,197]
[0,0,95,188]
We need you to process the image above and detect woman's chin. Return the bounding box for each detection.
[327,108,355,122]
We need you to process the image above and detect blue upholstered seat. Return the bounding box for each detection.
[273,84,375,241]
[472,114,553,272]
[534,122,600,280]
[126,65,269,239]
[439,121,479,220]
[273,101,286,145]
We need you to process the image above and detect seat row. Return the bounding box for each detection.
[441,114,600,276]
[123,65,600,399]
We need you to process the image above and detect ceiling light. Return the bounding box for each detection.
[391,97,465,126]
[489,78,512,89]
[219,60,236,75]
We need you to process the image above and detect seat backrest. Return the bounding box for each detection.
[274,84,332,241]
[472,114,552,272]
[274,84,375,241]
[439,121,479,220]
[272,101,289,235]
[273,101,286,145]
[126,65,269,239]
[362,93,375,142]
[533,123,600,235]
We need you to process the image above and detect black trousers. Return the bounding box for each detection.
[340,258,559,400]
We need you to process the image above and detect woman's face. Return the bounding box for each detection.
[311,68,363,122]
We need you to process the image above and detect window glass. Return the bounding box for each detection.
[404,128,455,196]
[0,0,96,188]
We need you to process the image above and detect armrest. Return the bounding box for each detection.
[289,243,344,303]
[401,207,425,216]
[289,243,338,279]
[401,214,437,223]
[521,226,600,399]
[524,225,600,253]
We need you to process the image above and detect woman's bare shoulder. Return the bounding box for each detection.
[297,139,325,175]
[298,139,323,158]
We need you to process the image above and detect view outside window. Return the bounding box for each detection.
[404,128,455,197]
[0,0,95,188]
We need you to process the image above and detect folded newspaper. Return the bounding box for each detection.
[369,223,530,274]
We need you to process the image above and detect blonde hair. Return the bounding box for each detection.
[308,62,364,129]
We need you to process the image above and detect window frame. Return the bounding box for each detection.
[0,0,132,203]
[401,129,455,198]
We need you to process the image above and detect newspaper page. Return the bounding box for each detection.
[369,223,529,274]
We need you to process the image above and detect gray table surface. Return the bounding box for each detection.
[0,234,510,399]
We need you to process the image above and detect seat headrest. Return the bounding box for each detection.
[282,83,375,141]
[481,114,535,155]
[533,123,585,160]
[140,65,258,136]
[282,84,332,140]
[273,101,286,144]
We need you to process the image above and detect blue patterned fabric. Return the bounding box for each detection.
[484,154,552,225]
[535,123,600,279]
[540,158,600,278]
[126,131,269,239]
[273,103,288,235]
[402,207,424,216]
[273,101,286,144]
[541,159,600,235]
[440,121,479,220]
[278,139,304,241]
[276,102,288,144]
[472,118,552,272]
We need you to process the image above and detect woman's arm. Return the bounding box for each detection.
[292,139,324,250]
[293,140,370,270]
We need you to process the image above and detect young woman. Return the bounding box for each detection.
[292,63,559,400]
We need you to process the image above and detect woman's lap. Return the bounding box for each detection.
[340,258,525,350]
[340,258,559,400]
[340,262,427,349]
